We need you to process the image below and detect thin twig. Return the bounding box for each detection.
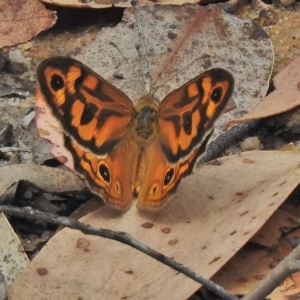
[199,120,259,164]
[0,205,238,300]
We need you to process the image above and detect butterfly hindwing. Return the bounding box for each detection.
[64,132,138,210]
[137,138,204,209]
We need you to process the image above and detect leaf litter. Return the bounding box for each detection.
[7,150,300,299]
[0,213,28,287]
[227,56,300,128]
[213,204,300,299]
[0,0,296,299]
[0,0,56,49]
[40,0,199,8]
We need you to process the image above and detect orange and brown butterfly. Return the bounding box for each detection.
[36,56,234,211]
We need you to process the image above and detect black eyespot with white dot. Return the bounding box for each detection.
[164,168,174,186]
[99,163,110,183]
[211,87,222,103]
[51,74,64,91]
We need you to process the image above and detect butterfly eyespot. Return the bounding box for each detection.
[99,163,110,183]
[51,74,65,91]
[114,180,121,195]
[149,183,159,196]
[211,87,222,103]
[164,168,174,186]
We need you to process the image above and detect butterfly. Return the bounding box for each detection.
[36,56,234,211]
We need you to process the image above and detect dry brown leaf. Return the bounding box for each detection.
[40,0,198,9]
[8,150,300,299]
[268,239,299,299]
[0,0,56,48]
[281,203,300,218]
[213,210,300,299]
[282,228,300,291]
[0,164,85,196]
[0,213,29,288]
[71,4,273,138]
[213,242,300,299]
[291,272,300,289]
[226,56,300,128]
[250,209,299,248]
[269,277,300,300]
[213,245,272,296]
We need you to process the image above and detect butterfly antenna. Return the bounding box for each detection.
[109,42,132,68]
[152,55,210,97]
[131,0,151,94]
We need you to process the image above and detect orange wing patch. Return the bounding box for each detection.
[158,68,234,164]
[64,134,138,211]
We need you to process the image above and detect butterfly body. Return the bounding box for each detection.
[133,97,159,143]
[36,56,234,211]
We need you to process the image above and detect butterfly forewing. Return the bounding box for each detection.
[157,68,234,164]
[37,57,135,156]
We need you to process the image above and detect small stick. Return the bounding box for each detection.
[0,205,238,300]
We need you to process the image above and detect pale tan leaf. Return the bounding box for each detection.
[0,0,56,48]
[8,150,300,299]
[226,56,300,128]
